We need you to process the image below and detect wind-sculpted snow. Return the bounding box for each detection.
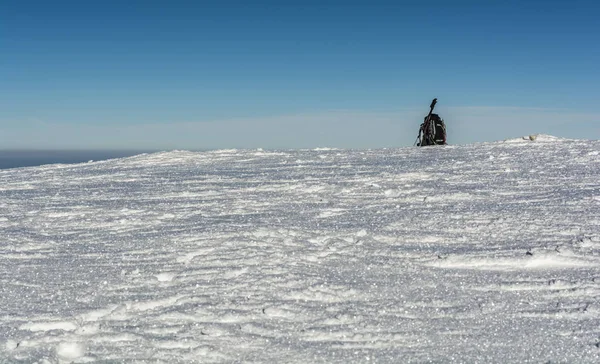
[1,137,600,363]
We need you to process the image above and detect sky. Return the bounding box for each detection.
[1,0,599,150]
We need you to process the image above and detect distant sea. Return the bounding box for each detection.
[0,150,155,170]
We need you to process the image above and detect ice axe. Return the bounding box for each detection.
[414,98,438,146]
[428,98,437,118]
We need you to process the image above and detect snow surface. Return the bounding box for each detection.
[1,136,600,363]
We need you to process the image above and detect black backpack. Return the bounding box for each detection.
[416,98,447,146]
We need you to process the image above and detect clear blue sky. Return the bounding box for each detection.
[1,0,599,149]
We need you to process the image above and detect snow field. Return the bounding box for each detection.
[1,135,599,362]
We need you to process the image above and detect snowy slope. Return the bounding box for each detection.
[1,137,600,363]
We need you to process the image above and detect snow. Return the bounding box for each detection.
[1,137,600,363]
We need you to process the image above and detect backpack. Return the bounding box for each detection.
[415,99,447,146]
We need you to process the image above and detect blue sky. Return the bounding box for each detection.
[1,0,599,149]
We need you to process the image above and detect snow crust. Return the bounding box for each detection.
[1,137,600,363]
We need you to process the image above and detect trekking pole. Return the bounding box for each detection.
[414,133,421,146]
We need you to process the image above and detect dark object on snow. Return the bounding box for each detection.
[415,98,447,146]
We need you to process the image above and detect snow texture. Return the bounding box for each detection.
[1,135,600,363]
